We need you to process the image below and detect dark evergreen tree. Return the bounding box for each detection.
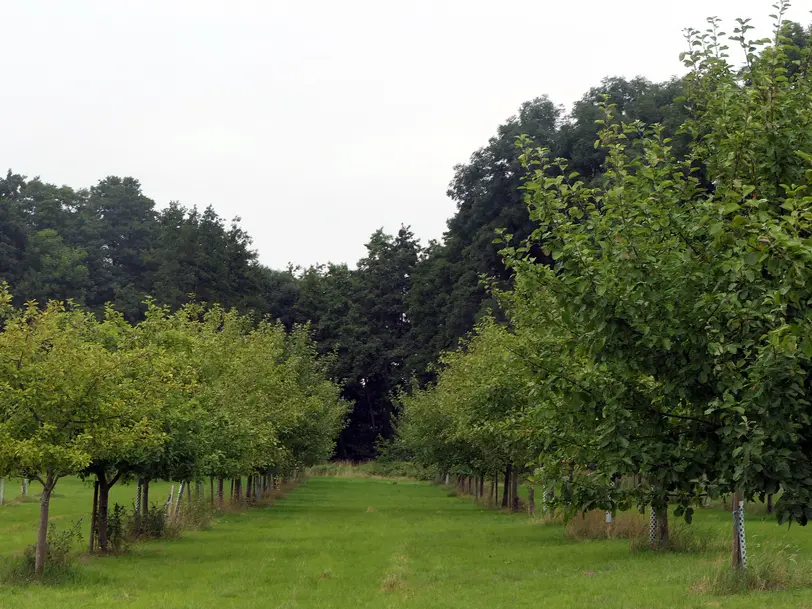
[87,176,158,320]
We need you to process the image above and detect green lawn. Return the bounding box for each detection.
[2,476,812,608]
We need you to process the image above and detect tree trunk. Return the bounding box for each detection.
[0,477,5,506]
[97,476,111,552]
[22,477,29,498]
[473,476,479,500]
[218,477,224,507]
[767,493,773,514]
[502,465,511,508]
[511,468,519,512]
[35,470,57,577]
[94,468,122,553]
[89,480,99,552]
[210,477,215,506]
[142,478,150,512]
[246,476,253,503]
[528,486,535,516]
[490,478,496,504]
[135,479,143,517]
[479,476,485,497]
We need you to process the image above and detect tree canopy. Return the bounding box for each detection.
[395,11,812,544]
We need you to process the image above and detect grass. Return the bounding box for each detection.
[0,477,186,559]
[2,476,812,608]
[694,543,812,594]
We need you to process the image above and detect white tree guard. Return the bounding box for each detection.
[733,499,747,569]
[135,479,143,517]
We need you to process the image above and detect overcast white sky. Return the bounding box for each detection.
[2,1,808,268]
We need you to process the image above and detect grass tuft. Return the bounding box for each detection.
[530,511,564,526]
[628,522,727,554]
[0,555,85,586]
[564,510,727,554]
[0,519,84,585]
[380,571,406,593]
[565,510,648,540]
[380,549,409,593]
[693,544,812,594]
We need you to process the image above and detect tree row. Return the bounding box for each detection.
[0,290,346,576]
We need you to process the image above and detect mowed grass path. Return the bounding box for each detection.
[3,476,812,608]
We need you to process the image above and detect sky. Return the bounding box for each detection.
[2,1,809,269]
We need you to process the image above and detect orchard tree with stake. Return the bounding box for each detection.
[397,5,812,563]
[509,3,812,547]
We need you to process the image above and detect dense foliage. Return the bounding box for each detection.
[396,8,812,549]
